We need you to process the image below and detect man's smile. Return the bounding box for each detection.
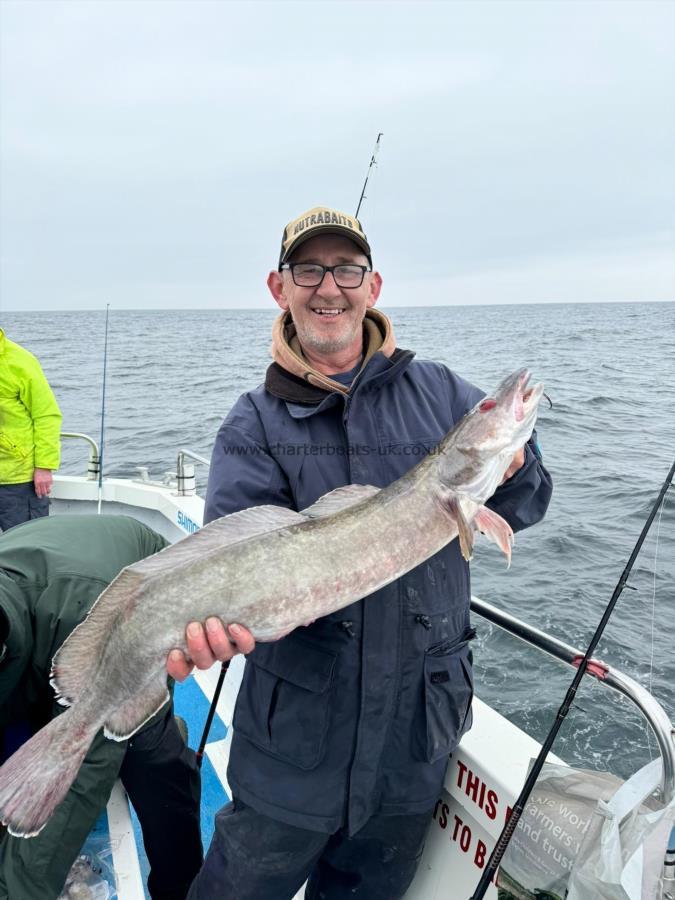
[311,308,345,317]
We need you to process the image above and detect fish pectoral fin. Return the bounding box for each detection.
[457,511,475,562]
[103,675,170,741]
[443,494,475,561]
[301,484,380,518]
[473,505,514,567]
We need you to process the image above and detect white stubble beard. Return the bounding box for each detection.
[295,312,361,356]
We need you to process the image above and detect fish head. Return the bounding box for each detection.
[438,368,544,503]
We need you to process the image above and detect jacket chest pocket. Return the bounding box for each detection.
[232,638,337,770]
[414,626,475,763]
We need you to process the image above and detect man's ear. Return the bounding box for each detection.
[267,271,289,310]
[366,271,383,308]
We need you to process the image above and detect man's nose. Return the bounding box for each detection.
[317,270,341,297]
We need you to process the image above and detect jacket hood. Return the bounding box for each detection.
[269,308,397,398]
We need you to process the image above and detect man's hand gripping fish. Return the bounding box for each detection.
[0,369,543,837]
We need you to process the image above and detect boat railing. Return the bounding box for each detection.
[59,434,210,496]
[471,595,675,804]
[61,432,100,480]
[175,449,211,496]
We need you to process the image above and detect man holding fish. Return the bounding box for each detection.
[170,208,553,899]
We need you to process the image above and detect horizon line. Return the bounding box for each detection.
[3,297,674,314]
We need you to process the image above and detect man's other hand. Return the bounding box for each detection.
[500,447,526,484]
[167,620,255,682]
[33,468,53,498]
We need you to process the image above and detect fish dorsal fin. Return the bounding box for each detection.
[301,484,380,518]
[131,505,309,577]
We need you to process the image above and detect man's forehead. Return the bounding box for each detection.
[291,234,368,262]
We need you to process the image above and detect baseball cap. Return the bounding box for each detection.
[278,206,372,269]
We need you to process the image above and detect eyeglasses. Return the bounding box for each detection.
[280,263,371,289]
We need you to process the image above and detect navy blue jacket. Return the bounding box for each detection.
[205,348,552,835]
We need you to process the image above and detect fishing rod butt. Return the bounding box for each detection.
[196,658,232,767]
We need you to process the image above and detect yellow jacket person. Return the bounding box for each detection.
[0,329,62,531]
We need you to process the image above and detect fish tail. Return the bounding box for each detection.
[0,708,97,837]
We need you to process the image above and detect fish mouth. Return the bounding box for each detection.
[513,369,544,422]
[478,369,538,422]
[501,369,543,423]
[514,370,529,421]
[521,374,544,421]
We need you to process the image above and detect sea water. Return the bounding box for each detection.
[3,301,674,780]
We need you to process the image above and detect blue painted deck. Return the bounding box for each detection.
[78,676,228,899]
[129,676,229,898]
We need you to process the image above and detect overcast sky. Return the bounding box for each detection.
[1,0,674,311]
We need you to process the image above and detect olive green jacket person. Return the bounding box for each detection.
[0,329,61,485]
[0,515,169,900]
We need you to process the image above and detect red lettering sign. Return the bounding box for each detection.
[455,762,501,820]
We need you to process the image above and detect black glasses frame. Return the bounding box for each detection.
[279,263,371,289]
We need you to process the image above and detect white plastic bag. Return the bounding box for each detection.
[567,758,675,900]
[497,759,675,900]
[57,856,111,899]
[57,831,117,900]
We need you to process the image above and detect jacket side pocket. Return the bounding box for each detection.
[0,433,29,461]
[415,627,475,763]
[233,637,337,771]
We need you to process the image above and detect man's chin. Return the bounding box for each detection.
[298,326,358,357]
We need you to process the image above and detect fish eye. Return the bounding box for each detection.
[479,398,497,412]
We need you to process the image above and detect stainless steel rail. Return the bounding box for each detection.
[61,432,100,480]
[59,435,211,495]
[471,594,675,804]
[176,449,211,497]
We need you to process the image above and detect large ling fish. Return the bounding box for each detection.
[0,369,543,837]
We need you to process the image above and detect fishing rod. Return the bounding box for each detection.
[355,132,383,218]
[469,455,675,900]
[97,304,110,515]
[195,140,386,761]
[195,660,229,768]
